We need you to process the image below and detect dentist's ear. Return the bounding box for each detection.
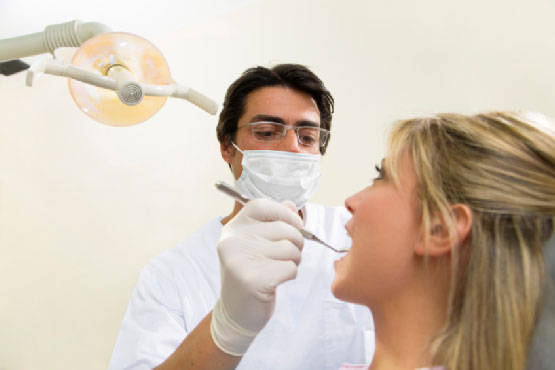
[220,141,233,164]
[415,204,472,256]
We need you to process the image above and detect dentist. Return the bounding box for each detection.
[108,64,373,370]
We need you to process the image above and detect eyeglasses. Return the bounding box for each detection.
[238,121,330,148]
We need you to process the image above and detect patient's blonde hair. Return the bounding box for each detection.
[387,112,555,370]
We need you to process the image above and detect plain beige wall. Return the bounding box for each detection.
[1,0,555,369]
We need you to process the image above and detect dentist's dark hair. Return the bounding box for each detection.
[216,63,334,154]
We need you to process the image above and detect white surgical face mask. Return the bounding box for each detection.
[231,142,321,210]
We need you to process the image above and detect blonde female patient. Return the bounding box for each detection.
[332,112,555,370]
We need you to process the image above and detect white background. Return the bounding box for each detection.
[1,0,555,368]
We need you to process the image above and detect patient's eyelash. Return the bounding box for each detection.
[373,164,384,181]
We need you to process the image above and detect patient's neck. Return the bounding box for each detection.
[369,263,449,370]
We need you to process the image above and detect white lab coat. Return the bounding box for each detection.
[108,203,374,369]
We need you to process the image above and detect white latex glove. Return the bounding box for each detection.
[210,198,304,356]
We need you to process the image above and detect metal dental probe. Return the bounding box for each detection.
[215,181,349,253]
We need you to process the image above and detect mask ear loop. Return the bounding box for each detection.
[231,141,245,154]
[229,141,245,172]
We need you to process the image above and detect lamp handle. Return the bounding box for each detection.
[26,58,219,114]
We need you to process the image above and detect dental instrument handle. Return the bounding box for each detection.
[214,181,348,253]
[215,181,250,205]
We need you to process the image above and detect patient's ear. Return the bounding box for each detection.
[415,204,472,256]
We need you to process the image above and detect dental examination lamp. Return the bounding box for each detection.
[0,20,219,126]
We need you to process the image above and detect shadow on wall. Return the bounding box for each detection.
[527,234,555,370]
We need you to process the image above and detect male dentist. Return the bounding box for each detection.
[109,64,373,370]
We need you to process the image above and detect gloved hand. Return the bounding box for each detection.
[210,198,304,356]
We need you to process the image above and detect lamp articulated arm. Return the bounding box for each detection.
[0,20,218,125]
[0,20,111,62]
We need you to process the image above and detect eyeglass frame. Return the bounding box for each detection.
[235,121,330,148]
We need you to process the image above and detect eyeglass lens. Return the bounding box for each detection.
[251,122,328,147]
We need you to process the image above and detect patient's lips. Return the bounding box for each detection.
[344,221,352,237]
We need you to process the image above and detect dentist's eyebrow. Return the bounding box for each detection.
[295,120,320,128]
[249,114,284,124]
